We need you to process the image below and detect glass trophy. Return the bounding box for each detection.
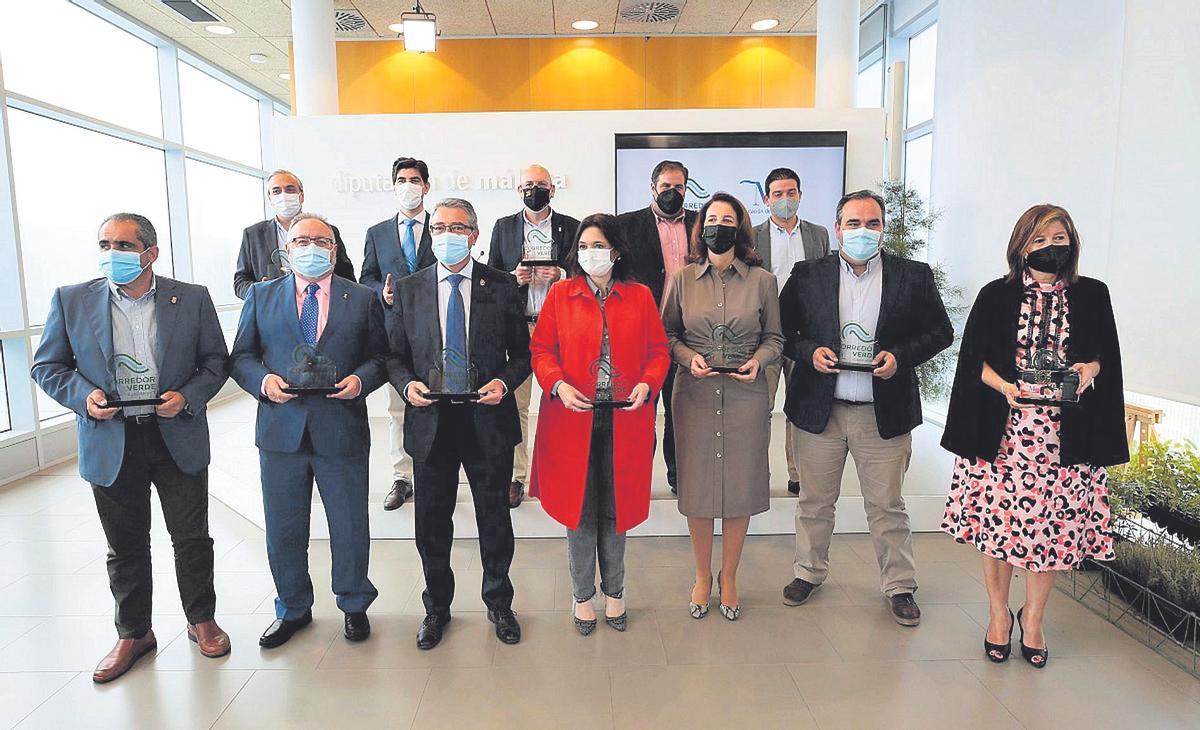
[100,354,165,408]
[520,227,558,268]
[281,344,340,395]
[832,322,878,373]
[1016,349,1081,406]
[588,358,634,409]
[425,348,481,402]
[706,324,756,374]
[270,248,291,275]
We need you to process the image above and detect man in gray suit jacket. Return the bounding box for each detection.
[751,167,831,495]
[32,213,230,683]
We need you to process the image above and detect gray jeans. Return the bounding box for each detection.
[567,409,626,602]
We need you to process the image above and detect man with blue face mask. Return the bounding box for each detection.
[230,213,389,649]
[31,213,231,682]
[777,190,953,628]
[387,198,530,650]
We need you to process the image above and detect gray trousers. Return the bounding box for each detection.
[567,409,626,602]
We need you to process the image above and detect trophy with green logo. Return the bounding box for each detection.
[425,347,481,402]
[100,354,165,408]
[588,357,633,409]
[281,344,340,395]
[1015,290,1080,406]
[706,323,756,374]
[833,322,878,373]
[270,248,291,275]
[520,227,558,268]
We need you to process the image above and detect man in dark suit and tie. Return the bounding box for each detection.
[485,163,580,508]
[233,169,355,299]
[388,198,530,650]
[778,190,953,627]
[32,213,230,683]
[617,159,698,494]
[361,156,438,512]
[752,167,832,496]
[230,213,389,649]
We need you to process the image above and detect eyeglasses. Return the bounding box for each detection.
[429,223,475,235]
[291,236,334,248]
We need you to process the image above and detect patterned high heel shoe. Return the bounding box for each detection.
[984,608,1015,663]
[604,593,627,632]
[689,576,711,619]
[717,571,740,621]
[1017,607,1049,668]
[573,599,597,636]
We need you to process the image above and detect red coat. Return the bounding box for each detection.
[529,277,670,533]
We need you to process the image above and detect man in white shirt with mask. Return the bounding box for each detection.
[362,157,438,510]
[233,169,356,300]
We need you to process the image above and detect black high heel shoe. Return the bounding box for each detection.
[1017,607,1049,668]
[604,593,627,632]
[573,600,597,636]
[984,608,1015,663]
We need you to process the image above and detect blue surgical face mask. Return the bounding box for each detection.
[99,248,151,286]
[289,244,334,279]
[432,232,471,266]
[840,227,881,262]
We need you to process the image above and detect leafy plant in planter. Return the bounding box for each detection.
[1107,440,1200,543]
[1102,534,1200,643]
[879,180,966,402]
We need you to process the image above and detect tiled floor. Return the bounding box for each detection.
[0,475,1197,729]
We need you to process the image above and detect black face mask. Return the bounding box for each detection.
[1026,245,1070,275]
[656,187,684,216]
[701,224,738,255]
[523,186,551,213]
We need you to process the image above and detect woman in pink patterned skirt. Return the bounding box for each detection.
[941,204,1128,669]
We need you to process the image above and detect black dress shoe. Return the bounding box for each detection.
[416,614,450,650]
[782,578,819,606]
[344,612,370,642]
[488,609,522,645]
[508,480,525,509]
[787,480,800,495]
[259,612,313,649]
[383,478,414,511]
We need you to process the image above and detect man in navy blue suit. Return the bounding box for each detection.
[32,213,230,683]
[230,213,389,649]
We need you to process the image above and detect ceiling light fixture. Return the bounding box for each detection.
[750,18,779,31]
[279,72,291,81]
[249,53,268,64]
[391,1,438,53]
[572,20,599,31]
[205,24,235,35]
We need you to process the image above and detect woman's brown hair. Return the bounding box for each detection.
[688,192,762,266]
[1004,204,1082,283]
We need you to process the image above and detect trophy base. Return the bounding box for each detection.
[99,397,165,408]
[590,399,633,409]
[425,392,482,403]
[832,362,876,373]
[708,365,745,374]
[1015,396,1080,407]
[519,259,558,268]
[281,386,341,395]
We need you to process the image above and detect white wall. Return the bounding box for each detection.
[931,0,1199,405]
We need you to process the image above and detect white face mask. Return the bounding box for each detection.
[270,193,302,219]
[578,248,615,278]
[395,181,424,212]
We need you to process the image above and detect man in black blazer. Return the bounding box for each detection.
[778,190,952,627]
[362,157,438,511]
[617,160,698,493]
[233,170,355,299]
[388,197,530,650]
[486,163,580,508]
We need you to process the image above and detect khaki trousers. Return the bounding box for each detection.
[764,357,801,483]
[387,385,413,482]
[512,322,537,484]
[793,402,917,597]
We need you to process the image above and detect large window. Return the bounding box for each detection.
[7,109,172,326]
[185,159,264,306]
[857,59,884,108]
[905,24,938,128]
[179,62,262,167]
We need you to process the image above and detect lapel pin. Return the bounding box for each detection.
[480,278,487,288]
[170,296,178,304]
[342,292,349,299]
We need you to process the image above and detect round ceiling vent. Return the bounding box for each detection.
[618,2,682,23]
[334,9,369,33]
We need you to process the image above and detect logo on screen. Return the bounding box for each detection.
[739,179,767,201]
[685,179,711,200]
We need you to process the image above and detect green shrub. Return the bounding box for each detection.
[1108,440,1200,524]
[1112,538,1200,616]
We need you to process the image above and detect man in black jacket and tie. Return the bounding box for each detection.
[388,197,530,651]
[617,159,698,494]
[778,190,953,627]
[233,170,355,299]
[486,163,580,508]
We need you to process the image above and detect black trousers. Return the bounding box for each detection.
[91,420,216,639]
[660,364,678,486]
[413,404,516,617]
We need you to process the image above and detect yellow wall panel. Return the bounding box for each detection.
[337,40,417,114]
[645,36,764,109]
[760,36,817,108]
[412,39,531,113]
[528,37,647,111]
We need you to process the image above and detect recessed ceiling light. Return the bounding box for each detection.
[249,53,268,64]
[572,20,599,31]
[388,23,404,33]
[205,24,235,35]
[750,18,779,31]
[279,72,291,81]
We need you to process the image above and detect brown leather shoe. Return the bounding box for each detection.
[92,630,157,683]
[188,620,231,658]
[508,480,525,509]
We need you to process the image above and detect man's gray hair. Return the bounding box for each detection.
[266,169,303,191]
[99,213,157,250]
[433,198,478,230]
[287,212,334,240]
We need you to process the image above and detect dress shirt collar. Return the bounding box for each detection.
[293,272,332,296]
[839,251,881,278]
[437,257,475,283]
[695,256,749,280]
[772,217,800,235]
[523,209,553,228]
[109,275,157,302]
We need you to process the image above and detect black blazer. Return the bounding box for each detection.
[234,219,356,300]
[780,252,954,439]
[617,206,699,305]
[941,275,1128,467]
[361,213,437,302]
[386,262,532,462]
[486,209,581,298]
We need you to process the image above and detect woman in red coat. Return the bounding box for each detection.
[529,213,670,636]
